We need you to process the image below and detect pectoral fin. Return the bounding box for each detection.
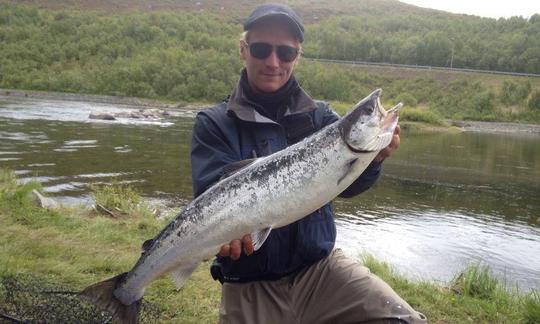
[170,263,199,290]
[251,227,272,251]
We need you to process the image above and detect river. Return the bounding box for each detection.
[0,96,539,291]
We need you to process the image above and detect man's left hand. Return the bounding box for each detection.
[374,124,400,163]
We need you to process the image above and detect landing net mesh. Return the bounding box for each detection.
[0,274,161,323]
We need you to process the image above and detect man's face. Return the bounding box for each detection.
[241,20,300,94]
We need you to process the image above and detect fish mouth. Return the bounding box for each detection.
[380,102,402,133]
[354,100,401,153]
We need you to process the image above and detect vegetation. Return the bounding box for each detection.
[362,254,540,323]
[306,13,540,74]
[91,182,151,217]
[298,62,540,123]
[524,291,540,324]
[0,2,539,124]
[0,169,539,323]
[450,264,500,299]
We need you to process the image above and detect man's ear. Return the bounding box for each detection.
[293,53,300,66]
[239,41,247,61]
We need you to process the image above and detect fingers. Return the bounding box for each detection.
[374,125,401,162]
[229,239,242,260]
[394,124,401,136]
[242,234,254,256]
[218,234,254,260]
[218,244,231,257]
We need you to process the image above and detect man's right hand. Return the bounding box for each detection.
[218,234,254,260]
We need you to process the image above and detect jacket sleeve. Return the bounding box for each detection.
[191,110,240,197]
[320,102,383,198]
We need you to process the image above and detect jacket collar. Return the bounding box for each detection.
[226,79,318,124]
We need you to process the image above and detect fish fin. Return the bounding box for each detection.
[337,159,357,185]
[141,238,154,254]
[364,132,394,152]
[81,273,142,324]
[170,263,199,290]
[251,227,272,251]
[221,158,261,179]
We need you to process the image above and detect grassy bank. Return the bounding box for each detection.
[0,169,539,323]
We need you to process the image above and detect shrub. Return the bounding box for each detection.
[90,183,144,217]
[528,90,540,111]
[0,168,18,194]
[500,80,532,105]
[395,92,418,107]
[400,108,445,125]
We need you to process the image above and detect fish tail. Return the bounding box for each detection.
[81,272,142,324]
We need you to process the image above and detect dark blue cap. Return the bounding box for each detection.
[244,3,305,42]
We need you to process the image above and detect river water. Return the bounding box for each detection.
[0,96,539,291]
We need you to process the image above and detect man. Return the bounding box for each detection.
[191,4,427,324]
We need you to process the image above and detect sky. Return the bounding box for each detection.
[399,0,540,19]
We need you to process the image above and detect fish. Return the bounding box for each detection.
[81,88,402,323]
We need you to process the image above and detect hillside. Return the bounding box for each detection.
[4,0,434,18]
[0,0,539,123]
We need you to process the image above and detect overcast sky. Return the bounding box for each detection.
[399,0,540,19]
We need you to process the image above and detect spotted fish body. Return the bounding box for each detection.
[82,89,401,323]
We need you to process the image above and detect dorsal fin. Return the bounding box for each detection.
[221,158,260,179]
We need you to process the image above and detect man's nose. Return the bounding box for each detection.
[265,50,280,67]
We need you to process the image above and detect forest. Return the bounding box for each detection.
[0,2,539,122]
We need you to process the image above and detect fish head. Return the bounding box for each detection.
[338,89,402,153]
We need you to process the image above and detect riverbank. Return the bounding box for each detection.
[3,88,540,136]
[0,88,207,111]
[451,120,540,135]
[0,171,539,323]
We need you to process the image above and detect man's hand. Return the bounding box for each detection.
[374,124,400,163]
[219,234,254,260]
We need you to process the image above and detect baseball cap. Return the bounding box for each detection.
[244,3,305,43]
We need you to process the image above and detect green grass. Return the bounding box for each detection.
[90,182,155,218]
[524,290,540,324]
[1,169,538,323]
[360,253,536,323]
[450,264,499,300]
[400,108,446,126]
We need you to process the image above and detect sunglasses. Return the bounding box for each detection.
[244,42,300,63]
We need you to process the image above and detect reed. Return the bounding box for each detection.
[450,264,499,300]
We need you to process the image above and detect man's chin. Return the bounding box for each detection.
[255,82,284,93]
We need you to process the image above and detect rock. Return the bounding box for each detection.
[32,189,59,209]
[89,112,116,120]
[89,109,168,121]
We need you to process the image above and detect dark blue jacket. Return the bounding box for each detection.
[191,84,381,282]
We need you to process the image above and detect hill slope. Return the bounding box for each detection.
[0,1,538,123]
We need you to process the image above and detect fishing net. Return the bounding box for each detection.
[0,274,161,323]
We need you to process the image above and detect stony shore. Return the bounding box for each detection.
[2,88,539,135]
[0,88,204,110]
[451,120,540,135]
